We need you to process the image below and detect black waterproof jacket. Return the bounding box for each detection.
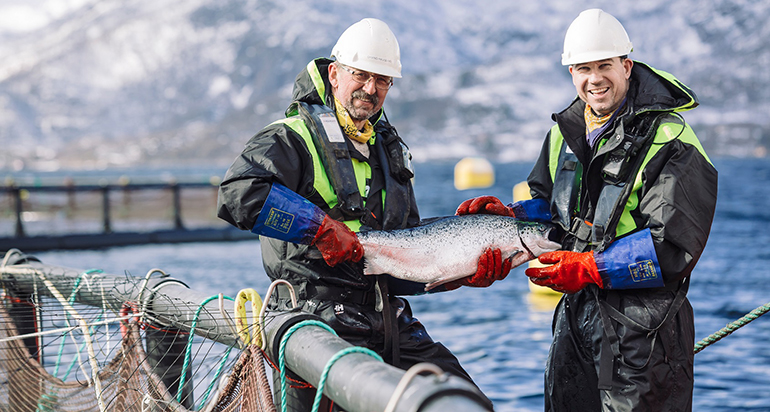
[528,61,718,287]
[529,62,718,412]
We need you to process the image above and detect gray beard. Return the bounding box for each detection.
[345,89,379,121]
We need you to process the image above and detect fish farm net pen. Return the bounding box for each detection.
[694,300,770,354]
[0,262,267,411]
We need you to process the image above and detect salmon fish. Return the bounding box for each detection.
[358,214,562,290]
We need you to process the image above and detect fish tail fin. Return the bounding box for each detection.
[362,257,383,275]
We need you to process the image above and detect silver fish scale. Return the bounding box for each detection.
[358,215,560,290]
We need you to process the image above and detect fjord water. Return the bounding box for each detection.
[35,158,770,411]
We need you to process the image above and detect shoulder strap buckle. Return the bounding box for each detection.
[568,218,593,252]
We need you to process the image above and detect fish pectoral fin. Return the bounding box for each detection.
[425,273,466,291]
[508,249,537,269]
[507,250,523,260]
[424,279,446,291]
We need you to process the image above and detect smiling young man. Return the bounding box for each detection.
[569,57,633,117]
[217,18,498,411]
[456,8,717,412]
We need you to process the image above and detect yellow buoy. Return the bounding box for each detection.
[526,287,563,312]
[454,157,494,190]
[514,180,563,298]
[512,181,531,203]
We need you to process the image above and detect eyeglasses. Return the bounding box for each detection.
[338,64,393,90]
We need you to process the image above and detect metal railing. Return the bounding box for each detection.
[1,178,221,238]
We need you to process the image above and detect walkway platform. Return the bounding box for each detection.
[0,227,255,252]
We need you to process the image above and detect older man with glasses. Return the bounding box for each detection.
[217,18,500,411]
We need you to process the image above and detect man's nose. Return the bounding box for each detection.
[362,78,378,94]
[588,71,603,83]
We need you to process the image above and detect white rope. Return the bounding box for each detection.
[36,269,107,412]
[99,280,112,358]
[259,280,297,349]
[384,362,446,412]
[218,293,243,349]
[64,319,87,383]
[142,393,176,412]
[0,248,22,267]
[61,270,103,377]
[137,268,168,324]
[0,313,143,343]
[34,267,43,351]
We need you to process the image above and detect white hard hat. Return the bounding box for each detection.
[561,9,633,66]
[331,18,402,78]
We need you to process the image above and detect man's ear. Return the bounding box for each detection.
[623,58,634,79]
[328,63,339,88]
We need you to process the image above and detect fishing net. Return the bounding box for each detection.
[0,266,277,412]
[0,302,187,411]
[207,345,276,412]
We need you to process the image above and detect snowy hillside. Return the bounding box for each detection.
[0,0,768,171]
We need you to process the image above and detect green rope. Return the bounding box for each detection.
[36,393,57,411]
[195,296,236,410]
[176,294,234,406]
[196,345,234,410]
[61,312,108,381]
[52,269,102,379]
[694,301,770,354]
[311,347,383,412]
[279,320,336,412]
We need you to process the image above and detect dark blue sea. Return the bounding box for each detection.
[32,158,770,411]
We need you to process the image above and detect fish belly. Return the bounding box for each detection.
[361,242,480,287]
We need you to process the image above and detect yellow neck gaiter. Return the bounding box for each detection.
[333,96,374,144]
[584,104,613,134]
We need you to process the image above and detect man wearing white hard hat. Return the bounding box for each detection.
[457,9,717,411]
[218,18,497,411]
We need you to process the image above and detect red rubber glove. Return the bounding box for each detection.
[311,216,364,267]
[445,248,513,290]
[525,250,603,294]
[455,196,515,217]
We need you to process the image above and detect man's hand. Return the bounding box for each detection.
[445,248,512,290]
[455,196,516,217]
[311,216,364,266]
[525,251,603,294]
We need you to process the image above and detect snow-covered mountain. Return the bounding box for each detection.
[1,0,768,171]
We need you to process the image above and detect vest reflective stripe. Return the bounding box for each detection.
[548,125,564,183]
[306,60,326,104]
[272,117,336,206]
[547,126,582,231]
[352,158,371,199]
[349,156,373,232]
[271,117,372,232]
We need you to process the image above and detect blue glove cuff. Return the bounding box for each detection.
[594,228,664,289]
[251,183,326,244]
[509,198,551,222]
